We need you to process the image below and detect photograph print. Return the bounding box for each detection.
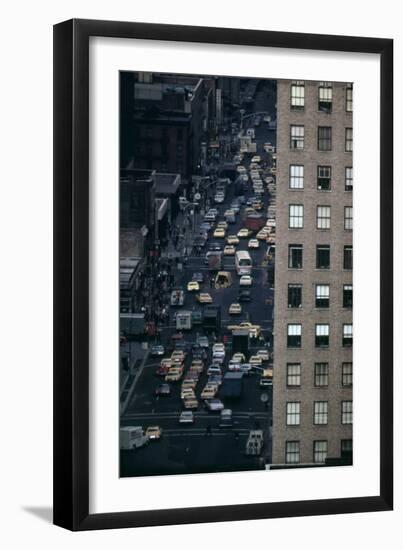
[119,72,353,477]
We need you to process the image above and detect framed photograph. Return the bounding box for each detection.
[53,19,393,530]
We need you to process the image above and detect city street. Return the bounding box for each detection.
[120,78,277,477]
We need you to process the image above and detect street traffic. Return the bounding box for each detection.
[120,80,277,476]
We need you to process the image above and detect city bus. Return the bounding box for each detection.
[235,250,252,275]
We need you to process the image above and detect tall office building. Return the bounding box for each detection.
[272,80,353,467]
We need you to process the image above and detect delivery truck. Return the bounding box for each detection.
[120,426,149,450]
[176,310,192,331]
[120,313,145,339]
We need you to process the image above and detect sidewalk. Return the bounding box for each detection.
[120,348,150,416]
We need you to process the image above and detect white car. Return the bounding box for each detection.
[212,342,225,352]
[248,239,259,249]
[256,349,270,361]
[204,398,225,412]
[229,303,242,315]
[239,275,253,286]
[207,365,222,376]
[179,411,194,424]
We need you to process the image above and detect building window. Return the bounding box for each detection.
[317,206,331,230]
[318,126,332,151]
[287,363,301,387]
[343,284,353,308]
[317,166,331,190]
[316,245,330,269]
[286,402,301,425]
[288,244,303,269]
[285,441,300,464]
[345,128,353,152]
[344,206,353,230]
[343,324,353,347]
[290,125,305,149]
[290,81,305,110]
[342,362,353,386]
[289,204,304,228]
[288,284,302,308]
[177,128,183,141]
[289,165,304,189]
[318,83,333,112]
[345,167,353,191]
[315,324,329,347]
[346,83,353,112]
[344,246,353,270]
[287,324,302,348]
[315,363,329,387]
[342,401,353,424]
[314,401,328,425]
[314,440,328,463]
[315,284,330,308]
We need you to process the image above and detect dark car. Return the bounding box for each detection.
[197,336,209,348]
[154,383,171,396]
[238,290,252,302]
[192,272,204,283]
[150,345,165,357]
[175,341,189,352]
[200,222,212,233]
[208,242,222,252]
[192,348,207,361]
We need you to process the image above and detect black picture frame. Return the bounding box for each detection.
[53,18,393,531]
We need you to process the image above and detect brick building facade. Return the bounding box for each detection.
[272,80,353,466]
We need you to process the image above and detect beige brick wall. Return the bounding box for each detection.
[272,80,353,465]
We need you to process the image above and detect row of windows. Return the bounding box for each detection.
[289,165,353,191]
[289,244,352,270]
[287,323,353,348]
[286,362,353,387]
[290,125,353,152]
[288,283,352,308]
[288,204,352,230]
[286,400,353,426]
[285,439,352,464]
[290,81,353,113]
